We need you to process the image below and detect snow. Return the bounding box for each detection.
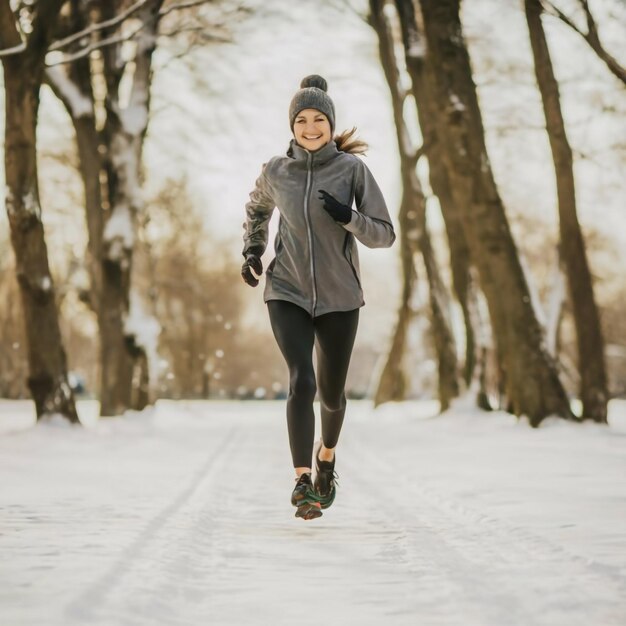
[4,186,14,215]
[546,256,567,355]
[448,93,466,113]
[22,190,41,219]
[124,292,162,385]
[44,66,93,119]
[39,276,52,292]
[1,398,625,625]
[5,188,42,220]
[103,204,134,260]
[120,105,148,136]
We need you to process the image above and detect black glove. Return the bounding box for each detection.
[241,253,263,287]
[318,189,352,225]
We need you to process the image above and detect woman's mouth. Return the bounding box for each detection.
[304,135,322,140]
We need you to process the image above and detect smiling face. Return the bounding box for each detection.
[293,108,332,152]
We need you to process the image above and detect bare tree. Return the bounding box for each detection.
[540,0,626,86]
[369,0,460,409]
[44,0,246,416]
[0,0,79,422]
[409,0,572,425]
[42,0,162,415]
[393,0,489,403]
[525,0,608,422]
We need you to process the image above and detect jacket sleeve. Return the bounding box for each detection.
[242,162,276,257]
[342,159,396,249]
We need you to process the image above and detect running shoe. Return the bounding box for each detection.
[291,472,322,520]
[313,441,338,509]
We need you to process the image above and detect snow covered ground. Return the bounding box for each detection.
[1,398,625,626]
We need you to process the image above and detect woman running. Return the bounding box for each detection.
[241,74,395,520]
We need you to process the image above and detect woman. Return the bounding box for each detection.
[241,75,395,520]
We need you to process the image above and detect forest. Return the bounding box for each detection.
[0,0,624,425]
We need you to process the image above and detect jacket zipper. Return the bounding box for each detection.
[303,153,317,315]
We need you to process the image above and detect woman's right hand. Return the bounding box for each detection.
[241,254,263,287]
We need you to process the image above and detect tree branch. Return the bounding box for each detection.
[45,0,224,66]
[540,0,582,34]
[540,0,626,86]
[0,0,29,56]
[48,0,150,52]
[159,0,214,19]
[46,20,147,66]
[0,40,25,57]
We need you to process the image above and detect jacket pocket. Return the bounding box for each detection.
[268,225,285,277]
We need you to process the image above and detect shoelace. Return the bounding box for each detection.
[318,467,339,486]
[316,458,338,479]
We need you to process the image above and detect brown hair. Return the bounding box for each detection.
[334,127,368,155]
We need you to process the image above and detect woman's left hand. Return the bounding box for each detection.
[318,189,352,225]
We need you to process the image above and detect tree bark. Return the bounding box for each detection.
[414,0,572,425]
[45,5,103,310]
[545,245,566,358]
[393,0,481,392]
[0,0,79,422]
[98,0,161,415]
[525,0,608,422]
[370,0,460,409]
[46,0,162,416]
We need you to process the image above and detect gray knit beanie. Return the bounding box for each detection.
[289,75,336,133]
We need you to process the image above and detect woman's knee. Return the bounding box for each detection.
[320,390,346,412]
[290,371,317,402]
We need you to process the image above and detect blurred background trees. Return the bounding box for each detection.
[0,0,624,424]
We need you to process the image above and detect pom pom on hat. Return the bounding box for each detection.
[300,74,328,91]
[289,74,336,132]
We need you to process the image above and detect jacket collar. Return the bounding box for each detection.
[287,138,340,166]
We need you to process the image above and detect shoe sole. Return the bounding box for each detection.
[295,502,322,520]
[291,490,322,507]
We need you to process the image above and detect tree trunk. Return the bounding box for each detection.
[373,188,416,406]
[418,205,460,409]
[132,351,150,410]
[414,0,572,425]
[545,246,566,358]
[525,0,608,422]
[371,0,418,405]
[0,0,79,422]
[48,84,133,417]
[97,0,162,415]
[46,0,156,417]
[431,164,477,387]
[393,0,479,391]
[45,37,103,310]
[370,0,460,409]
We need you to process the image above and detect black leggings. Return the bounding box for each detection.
[267,300,359,468]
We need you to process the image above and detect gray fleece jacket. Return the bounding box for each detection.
[242,138,396,317]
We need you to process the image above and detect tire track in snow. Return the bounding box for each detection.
[64,424,241,624]
[66,417,441,626]
[58,407,626,626]
[345,433,626,626]
[198,424,435,626]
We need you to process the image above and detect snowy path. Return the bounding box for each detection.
[1,400,625,625]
